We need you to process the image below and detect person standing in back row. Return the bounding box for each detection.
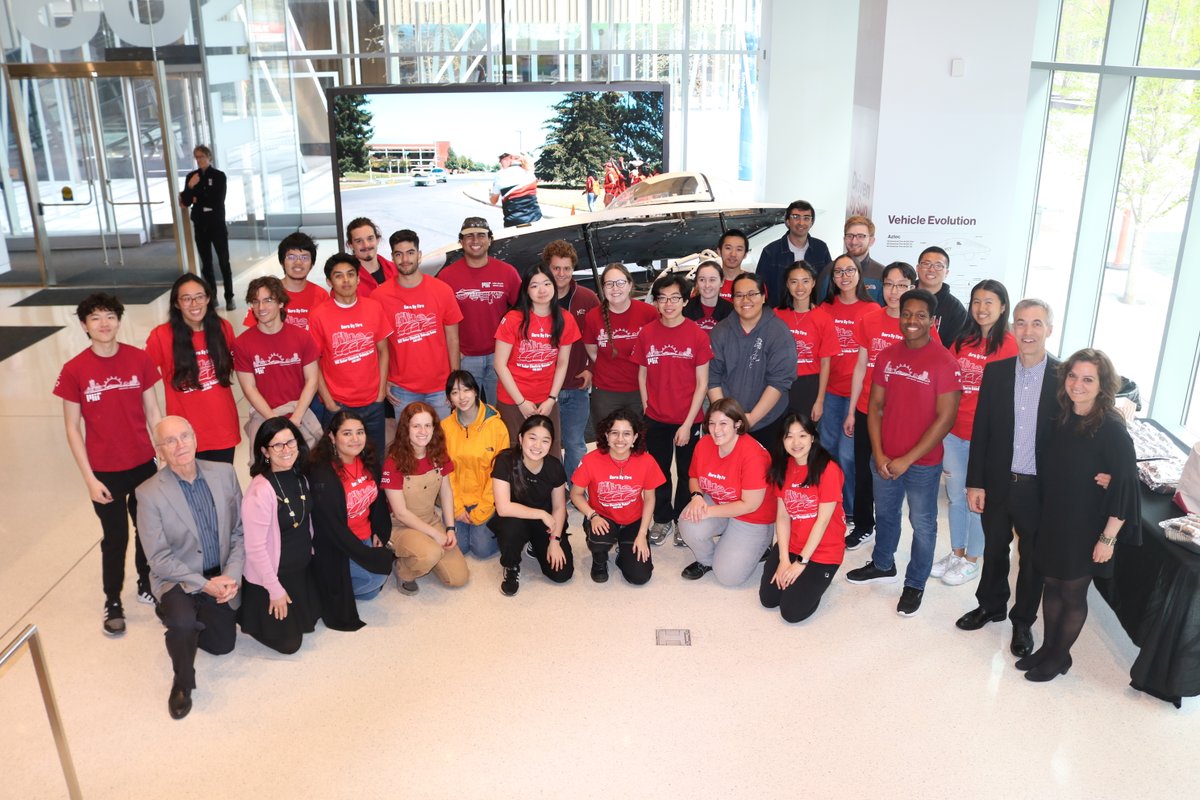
[179,146,235,311]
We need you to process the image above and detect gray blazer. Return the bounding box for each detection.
[136,460,245,609]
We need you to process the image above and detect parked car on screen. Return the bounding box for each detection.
[431,167,448,183]
[413,171,433,187]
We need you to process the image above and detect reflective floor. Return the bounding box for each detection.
[0,249,1194,799]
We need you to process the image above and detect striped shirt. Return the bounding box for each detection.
[1011,356,1048,475]
[174,468,221,572]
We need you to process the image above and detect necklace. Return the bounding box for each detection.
[268,469,308,529]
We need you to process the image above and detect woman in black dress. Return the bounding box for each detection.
[239,418,321,654]
[1024,348,1139,682]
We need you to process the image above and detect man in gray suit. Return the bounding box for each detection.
[137,415,244,720]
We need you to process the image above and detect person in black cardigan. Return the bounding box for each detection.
[308,410,396,631]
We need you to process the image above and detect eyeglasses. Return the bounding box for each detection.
[603,279,629,289]
[606,430,635,438]
[251,297,280,306]
[178,293,208,305]
[655,295,685,305]
[284,254,312,263]
[833,268,858,277]
[732,291,762,301]
[845,233,869,242]
[918,260,948,271]
[883,282,912,291]
[787,214,813,222]
[267,438,299,453]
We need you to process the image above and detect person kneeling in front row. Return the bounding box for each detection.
[570,409,665,585]
[760,413,846,622]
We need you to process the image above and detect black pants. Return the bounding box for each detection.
[749,413,786,455]
[644,415,700,524]
[158,584,237,691]
[585,517,653,585]
[92,460,157,602]
[490,516,574,582]
[789,373,820,420]
[976,477,1044,626]
[195,220,233,301]
[852,409,875,532]
[589,389,643,429]
[197,447,236,464]
[759,549,839,623]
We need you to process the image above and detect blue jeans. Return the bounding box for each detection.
[457,506,498,558]
[942,433,984,558]
[461,353,497,407]
[340,400,387,462]
[818,392,855,516]
[558,387,590,481]
[348,552,387,600]
[870,459,942,590]
[387,383,451,420]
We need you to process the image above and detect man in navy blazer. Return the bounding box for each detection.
[137,415,244,719]
[955,299,1058,657]
[756,200,833,300]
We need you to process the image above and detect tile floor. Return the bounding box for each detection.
[0,248,1194,799]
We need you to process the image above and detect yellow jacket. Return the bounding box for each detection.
[441,403,510,525]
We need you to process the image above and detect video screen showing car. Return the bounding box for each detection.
[327,83,668,255]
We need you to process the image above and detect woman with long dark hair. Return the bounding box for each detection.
[932,279,1018,587]
[382,401,470,594]
[488,415,573,596]
[308,410,396,631]
[239,418,321,654]
[145,274,239,462]
[775,261,837,423]
[1022,349,1138,683]
[570,409,665,585]
[761,413,846,622]
[493,264,581,458]
[583,262,658,422]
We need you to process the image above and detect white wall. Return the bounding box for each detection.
[869,0,1039,297]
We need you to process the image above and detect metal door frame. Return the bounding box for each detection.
[3,61,188,286]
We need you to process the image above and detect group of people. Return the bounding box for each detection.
[56,200,1140,720]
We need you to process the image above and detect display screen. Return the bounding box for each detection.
[327,82,669,256]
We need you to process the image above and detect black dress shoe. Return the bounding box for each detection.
[1010,624,1034,657]
[1025,656,1071,682]
[681,561,713,580]
[955,606,1006,631]
[225,297,236,312]
[168,685,192,720]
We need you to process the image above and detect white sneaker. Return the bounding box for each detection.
[930,552,960,579]
[943,558,981,586]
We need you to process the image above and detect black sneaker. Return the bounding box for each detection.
[591,553,609,583]
[897,586,924,616]
[103,601,126,636]
[845,560,899,584]
[136,581,156,605]
[501,566,520,596]
[681,561,712,581]
[845,527,875,551]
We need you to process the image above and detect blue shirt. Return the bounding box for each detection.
[174,468,221,572]
[1011,355,1048,475]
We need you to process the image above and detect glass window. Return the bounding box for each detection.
[1025,71,1098,344]
[1091,77,1200,407]
[1054,0,1112,63]
[1186,360,1200,437]
[1139,0,1200,67]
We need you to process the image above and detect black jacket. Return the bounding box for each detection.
[179,166,227,226]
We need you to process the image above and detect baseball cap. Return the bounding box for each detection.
[460,217,492,236]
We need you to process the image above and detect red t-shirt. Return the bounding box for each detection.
[872,340,963,466]
[371,276,465,393]
[53,344,160,472]
[437,257,521,356]
[307,297,391,407]
[355,255,397,299]
[233,323,320,409]
[780,460,846,564]
[241,281,328,331]
[145,321,240,451]
[582,301,658,392]
[825,298,878,397]
[853,307,904,414]
[494,310,581,405]
[629,318,713,424]
[570,450,665,525]
[688,434,774,524]
[719,278,735,302]
[951,333,1018,439]
[695,303,721,333]
[776,306,839,377]
[338,459,379,541]
[380,455,454,489]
